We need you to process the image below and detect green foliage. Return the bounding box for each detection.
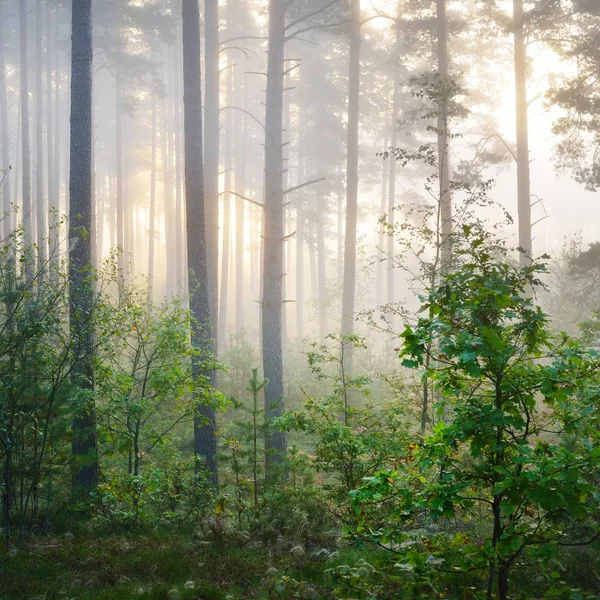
[348,231,600,599]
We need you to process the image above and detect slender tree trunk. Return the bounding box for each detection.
[388,11,400,316]
[295,103,305,341]
[437,0,452,268]
[0,9,12,238]
[218,62,233,350]
[69,0,98,495]
[262,0,287,474]
[376,131,388,307]
[148,83,157,300]
[54,15,61,218]
[182,0,218,488]
[235,63,247,333]
[173,37,185,290]
[316,197,326,340]
[341,0,361,360]
[36,0,46,269]
[20,0,32,242]
[205,0,220,341]
[46,2,57,261]
[337,191,343,281]
[115,67,125,281]
[163,51,176,295]
[514,0,531,266]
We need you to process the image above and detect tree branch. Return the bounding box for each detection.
[283,177,325,195]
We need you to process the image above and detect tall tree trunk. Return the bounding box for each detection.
[388,8,400,317]
[36,0,46,269]
[437,0,452,268]
[69,0,98,495]
[341,0,361,359]
[295,102,305,341]
[54,14,61,217]
[115,67,125,281]
[163,51,176,295]
[205,0,220,341]
[316,197,326,340]
[0,7,12,238]
[218,62,233,350]
[46,2,57,261]
[173,37,185,290]
[262,0,287,475]
[514,0,531,266]
[20,0,32,242]
[235,62,247,333]
[148,84,157,300]
[182,0,218,488]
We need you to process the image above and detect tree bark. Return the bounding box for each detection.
[115,67,125,281]
[20,0,32,242]
[235,61,247,333]
[36,0,46,269]
[46,1,57,262]
[173,38,185,291]
[262,0,287,475]
[514,0,531,266]
[437,0,452,269]
[182,0,218,488]
[341,0,361,364]
[148,79,157,300]
[69,0,98,495]
[205,0,220,341]
[0,7,12,238]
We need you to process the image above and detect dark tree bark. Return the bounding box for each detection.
[182,0,218,488]
[262,0,287,475]
[514,0,531,266]
[69,0,98,494]
[20,0,32,241]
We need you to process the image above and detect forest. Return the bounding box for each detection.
[1,0,600,598]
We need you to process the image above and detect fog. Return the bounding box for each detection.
[1,0,598,355]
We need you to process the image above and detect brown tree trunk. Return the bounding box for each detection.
[148,81,157,300]
[20,0,32,242]
[341,0,361,367]
[36,0,46,269]
[514,0,531,266]
[262,0,287,475]
[69,0,98,495]
[115,67,125,281]
[437,0,452,269]
[182,0,218,488]
[0,6,12,238]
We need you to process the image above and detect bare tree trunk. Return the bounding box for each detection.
[69,0,98,495]
[205,0,220,340]
[316,197,326,340]
[218,61,233,350]
[115,67,125,281]
[0,7,12,238]
[235,63,247,333]
[148,82,157,300]
[36,0,46,269]
[174,36,185,290]
[182,0,218,488]
[54,14,61,218]
[341,0,361,362]
[514,0,531,266]
[20,0,32,242]
[163,50,176,295]
[295,103,305,342]
[46,1,57,261]
[388,10,400,315]
[376,130,388,307]
[437,0,452,268]
[262,0,287,475]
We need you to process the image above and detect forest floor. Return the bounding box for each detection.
[0,531,373,600]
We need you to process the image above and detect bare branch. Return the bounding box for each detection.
[283,177,325,196]
[229,190,264,209]
[219,35,267,46]
[286,20,349,42]
[220,105,265,130]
